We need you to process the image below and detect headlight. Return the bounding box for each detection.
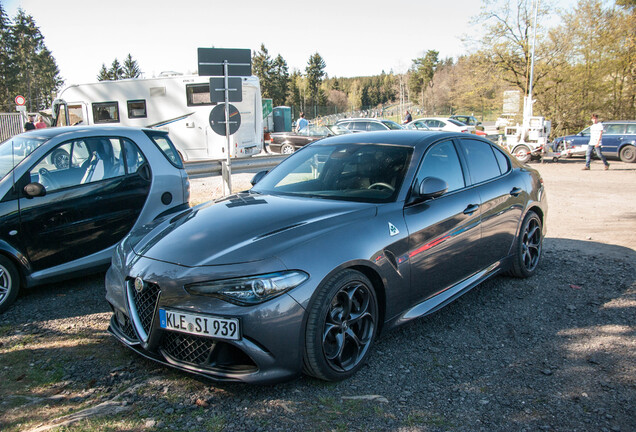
[185,271,309,305]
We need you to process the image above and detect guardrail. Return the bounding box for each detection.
[184,154,287,178]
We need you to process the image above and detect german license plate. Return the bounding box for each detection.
[159,309,240,341]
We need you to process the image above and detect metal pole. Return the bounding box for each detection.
[222,60,232,196]
[527,0,539,118]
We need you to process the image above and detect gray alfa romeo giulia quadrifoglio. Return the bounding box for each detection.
[106,130,547,384]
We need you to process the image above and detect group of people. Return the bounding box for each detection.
[24,115,47,131]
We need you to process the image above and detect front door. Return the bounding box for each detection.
[18,136,151,271]
[404,139,483,303]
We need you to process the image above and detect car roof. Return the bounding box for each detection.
[603,120,636,124]
[16,125,162,141]
[337,118,389,123]
[309,130,477,149]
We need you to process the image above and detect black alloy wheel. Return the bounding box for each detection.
[304,269,378,381]
[509,211,543,278]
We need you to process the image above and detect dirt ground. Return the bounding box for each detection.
[1,156,634,432]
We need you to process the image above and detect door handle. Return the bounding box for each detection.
[510,187,522,197]
[463,204,479,215]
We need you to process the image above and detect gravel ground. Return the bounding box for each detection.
[1,157,634,432]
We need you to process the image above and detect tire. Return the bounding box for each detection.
[509,211,543,278]
[513,145,531,164]
[619,145,636,163]
[303,269,378,381]
[281,143,295,155]
[51,149,70,169]
[0,256,20,313]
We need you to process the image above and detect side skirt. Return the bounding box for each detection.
[389,260,504,328]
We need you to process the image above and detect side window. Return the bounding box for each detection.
[492,145,511,174]
[127,100,147,119]
[123,139,147,174]
[605,124,624,134]
[460,139,502,184]
[351,122,367,132]
[144,130,183,168]
[92,102,120,123]
[625,124,636,134]
[80,137,124,183]
[416,140,465,193]
[186,84,213,106]
[367,122,386,131]
[29,137,125,191]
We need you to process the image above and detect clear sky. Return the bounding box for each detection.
[3,0,576,86]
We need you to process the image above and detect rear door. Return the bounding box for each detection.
[457,138,523,266]
[601,123,626,157]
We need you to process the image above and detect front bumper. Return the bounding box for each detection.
[105,257,308,384]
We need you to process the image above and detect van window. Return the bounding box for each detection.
[127,100,147,119]
[93,102,120,124]
[186,84,213,106]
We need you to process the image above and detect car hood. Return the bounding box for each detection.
[132,193,377,267]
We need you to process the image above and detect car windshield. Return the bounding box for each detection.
[447,119,465,126]
[252,143,413,203]
[381,120,404,130]
[0,136,48,181]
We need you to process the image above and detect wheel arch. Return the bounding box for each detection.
[0,244,28,289]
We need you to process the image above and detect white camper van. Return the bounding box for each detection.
[52,74,263,161]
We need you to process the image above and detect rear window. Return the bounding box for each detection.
[143,131,183,168]
[448,119,465,127]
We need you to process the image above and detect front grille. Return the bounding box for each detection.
[120,314,138,341]
[161,332,215,365]
[127,279,161,341]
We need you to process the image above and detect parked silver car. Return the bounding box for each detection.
[0,126,189,312]
[106,130,546,384]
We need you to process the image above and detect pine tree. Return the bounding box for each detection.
[252,44,274,99]
[305,52,326,107]
[109,58,123,80]
[6,9,62,111]
[122,53,141,79]
[0,3,12,110]
[270,54,289,106]
[97,63,109,81]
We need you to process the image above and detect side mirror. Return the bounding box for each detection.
[250,170,269,186]
[24,182,46,198]
[418,177,448,200]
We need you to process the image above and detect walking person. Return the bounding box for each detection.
[296,112,308,132]
[583,114,610,170]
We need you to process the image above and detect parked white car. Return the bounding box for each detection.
[405,118,475,133]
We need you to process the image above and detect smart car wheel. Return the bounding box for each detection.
[509,211,542,278]
[0,256,20,313]
[619,145,636,163]
[304,269,378,381]
[52,149,70,169]
[281,143,295,154]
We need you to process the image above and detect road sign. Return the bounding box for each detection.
[15,95,25,106]
[209,104,241,136]
[198,48,251,77]
[209,77,243,103]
